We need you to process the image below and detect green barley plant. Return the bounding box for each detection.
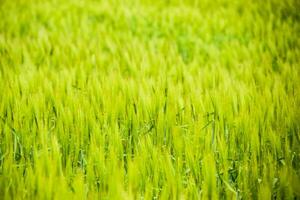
[0,0,299,199]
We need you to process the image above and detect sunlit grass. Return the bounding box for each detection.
[0,0,299,199]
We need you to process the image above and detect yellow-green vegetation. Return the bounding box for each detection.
[0,0,300,199]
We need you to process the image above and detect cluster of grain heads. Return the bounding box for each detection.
[1,0,300,199]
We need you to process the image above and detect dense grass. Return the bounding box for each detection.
[0,0,300,199]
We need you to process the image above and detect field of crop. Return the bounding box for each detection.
[0,0,299,199]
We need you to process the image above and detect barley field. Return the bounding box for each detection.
[0,0,300,199]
